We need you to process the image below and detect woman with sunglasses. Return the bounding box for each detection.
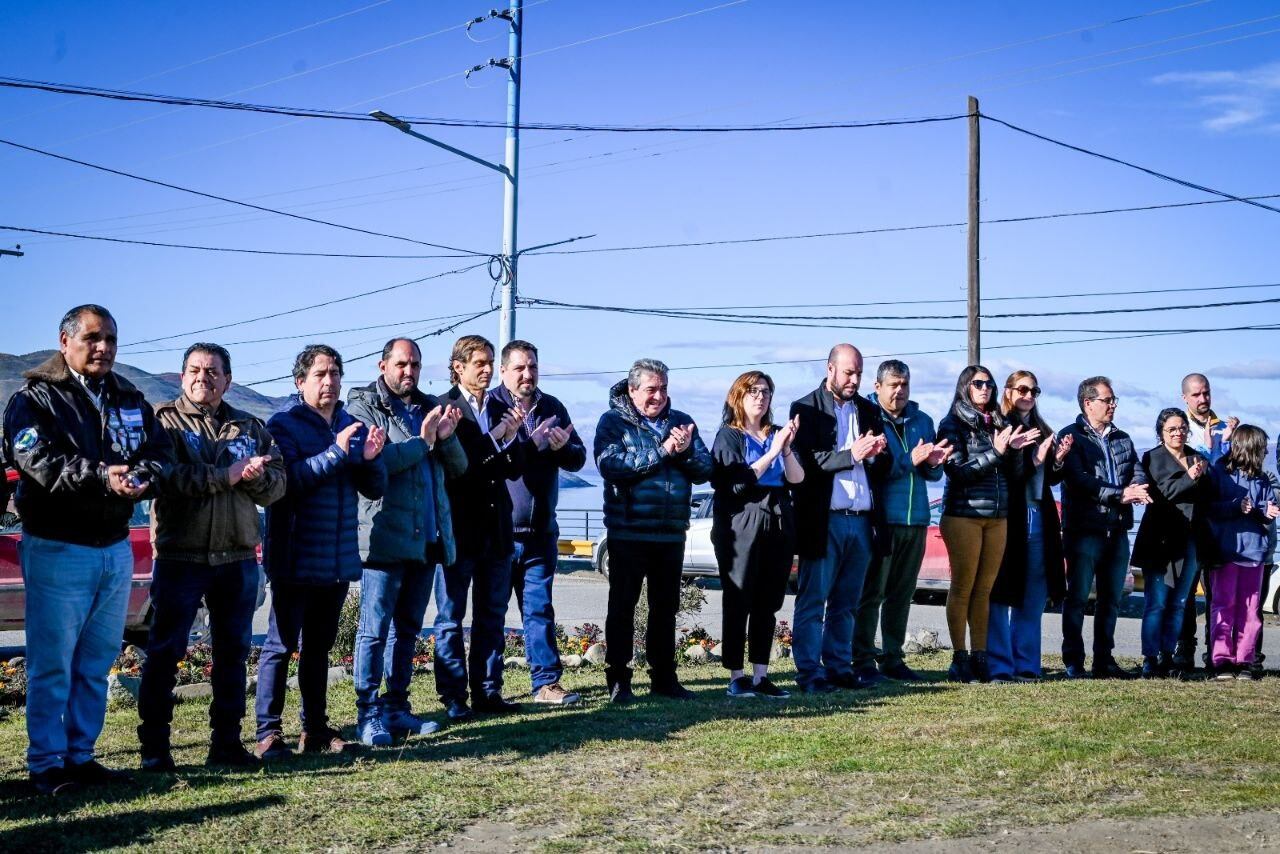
[937,366,1039,682]
[1131,408,1210,678]
[710,371,804,698]
[987,371,1071,682]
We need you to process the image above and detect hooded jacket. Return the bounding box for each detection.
[345,380,467,568]
[152,395,286,564]
[1058,414,1139,533]
[1203,459,1277,566]
[2,352,170,546]
[264,397,387,585]
[868,395,943,527]
[594,379,712,542]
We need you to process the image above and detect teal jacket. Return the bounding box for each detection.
[868,394,943,527]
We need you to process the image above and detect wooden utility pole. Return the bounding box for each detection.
[967,95,980,365]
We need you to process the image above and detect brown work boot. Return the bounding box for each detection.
[254,731,292,761]
[533,682,581,706]
[298,726,348,754]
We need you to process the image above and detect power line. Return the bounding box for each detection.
[123,262,489,346]
[0,136,488,255]
[539,323,1280,378]
[0,224,472,258]
[522,293,1280,322]
[240,306,499,387]
[982,114,1280,216]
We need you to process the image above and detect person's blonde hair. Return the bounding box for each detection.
[1001,369,1051,436]
[722,371,775,431]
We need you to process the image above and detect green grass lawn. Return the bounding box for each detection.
[3,655,1279,852]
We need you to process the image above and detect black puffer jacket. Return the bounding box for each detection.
[2,352,171,546]
[594,379,713,542]
[937,401,1022,519]
[1058,414,1139,533]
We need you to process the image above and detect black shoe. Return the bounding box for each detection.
[29,767,79,796]
[474,695,522,715]
[207,742,263,768]
[1013,671,1042,683]
[140,752,177,773]
[881,662,922,682]
[610,682,635,705]
[650,680,695,700]
[1246,663,1265,681]
[1141,657,1161,679]
[855,666,888,686]
[988,672,1014,684]
[444,699,475,721]
[829,672,872,691]
[726,676,757,698]
[798,679,837,694]
[751,677,791,699]
[1093,661,1137,680]
[1064,663,1092,680]
[947,650,974,684]
[970,651,991,684]
[66,759,132,787]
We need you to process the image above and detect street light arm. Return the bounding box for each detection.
[368,110,507,174]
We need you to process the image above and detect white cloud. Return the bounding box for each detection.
[1153,62,1280,133]
[1209,360,1280,380]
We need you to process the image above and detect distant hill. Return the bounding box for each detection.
[0,351,289,421]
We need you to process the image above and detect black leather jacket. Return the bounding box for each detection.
[937,401,1022,519]
[594,380,712,542]
[2,353,170,546]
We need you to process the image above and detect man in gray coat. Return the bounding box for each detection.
[346,338,467,746]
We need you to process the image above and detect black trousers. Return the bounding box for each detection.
[715,510,792,670]
[604,537,685,686]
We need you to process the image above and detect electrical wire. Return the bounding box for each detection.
[982,114,1280,216]
[240,306,498,387]
[122,262,489,346]
[0,136,488,255]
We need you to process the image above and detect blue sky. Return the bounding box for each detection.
[2,0,1278,459]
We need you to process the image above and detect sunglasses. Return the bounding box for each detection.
[1009,385,1041,398]
[1089,396,1120,407]
[969,379,997,390]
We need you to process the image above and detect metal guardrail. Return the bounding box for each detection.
[557,509,605,542]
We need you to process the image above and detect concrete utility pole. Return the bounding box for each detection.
[967,95,981,365]
[371,0,524,351]
[498,0,522,351]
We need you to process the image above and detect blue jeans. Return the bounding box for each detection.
[1061,528,1131,668]
[988,504,1047,678]
[1141,540,1199,659]
[139,558,257,751]
[512,533,562,692]
[433,549,513,703]
[793,513,873,687]
[353,561,434,715]
[20,534,133,774]
[254,581,348,740]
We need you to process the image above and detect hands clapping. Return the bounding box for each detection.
[663,424,694,456]
[851,430,886,462]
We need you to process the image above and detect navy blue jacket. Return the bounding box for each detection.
[1204,460,1277,566]
[490,385,587,537]
[594,379,712,542]
[1058,414,1139,533]
[264,398,387,585]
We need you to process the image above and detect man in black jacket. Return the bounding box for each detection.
[789,344,890,693]
[595,358,713,703]
[2,305,171,795]
[1058,375,1150,679]
[435,335,525,719]
[492,340,587,706]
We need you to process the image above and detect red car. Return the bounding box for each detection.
[2,468,155,640]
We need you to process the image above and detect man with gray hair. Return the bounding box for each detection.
[853,360,951,682]
[595,358,713,703]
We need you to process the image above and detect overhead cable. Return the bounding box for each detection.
[122,262,488,347]
[0,136,487,255]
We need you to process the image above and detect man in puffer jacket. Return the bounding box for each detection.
[254,345,387,760]
[345,338,467,746]
[595,358,712,703]
[1058,375,1149,680]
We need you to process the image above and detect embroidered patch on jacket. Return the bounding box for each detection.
[12,427,38,452]
[183,431,204,453]
[225,436,257,461]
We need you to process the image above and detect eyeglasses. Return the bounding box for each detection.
[1163,426,1189,435]
[1010,385,1041,397]
[1089,396,1119,407]
[744,387,772,399]
[970,379,997,390]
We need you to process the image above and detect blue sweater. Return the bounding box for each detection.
[1204,459,1276,566]
[264,398,387,585]
[868,395,943,527]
